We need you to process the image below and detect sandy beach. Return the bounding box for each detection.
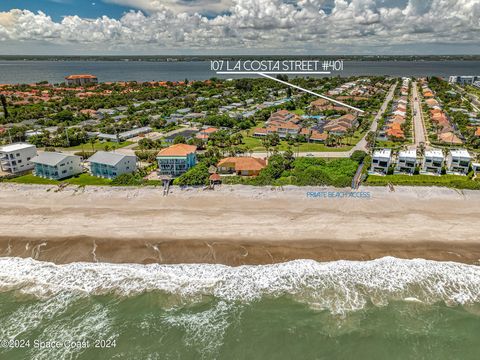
[0,183,479,265]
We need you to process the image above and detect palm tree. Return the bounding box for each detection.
[89,137,96,153]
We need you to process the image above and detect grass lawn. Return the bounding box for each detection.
[242,136,354,153]
[8,174,59,185]
[7,173,112,186]
[291,109,306,115]
[365,174,480,190]
[65,174,112,186]
[57,141,133,152]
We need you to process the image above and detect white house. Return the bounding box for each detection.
[446,149,472,175]
[421,149,445,175]
[31,152,83,180]
[395,150,418,175]
[0,143,37,174]
[87,151,137,179]
[472,162,480,175]
[370,149,392,175]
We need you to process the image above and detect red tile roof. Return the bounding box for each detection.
[217,157,267,172]
[158,144,197,157]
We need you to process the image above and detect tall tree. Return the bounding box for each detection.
[0,94,9,119]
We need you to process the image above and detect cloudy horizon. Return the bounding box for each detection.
[0,0,479,55]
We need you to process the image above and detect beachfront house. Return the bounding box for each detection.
[446,149,472,175]
[421,149,445,175]
[369,149,392,175]
[157,144,197,178]
[472,162,480,176]
[0,143,37,174]
[87,151,137,179]
[31,152,83,180]
[395,150,418,175]
[217,157,267,176]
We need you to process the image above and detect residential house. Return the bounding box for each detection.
[31,152,82,180]
[0,143,37,174]
[163,130,198,144]
[217,157,267,176]
[98,126,152,143]
[157,144,197,177]
[196,127,218,141]
[370,149,392,175]
[88,151,137,179]
[446,149,472,175]
[324,114,358,136]
[421,149,445,175]
[65,74,98,86]
[395,150,418,175]
[471,162,480,175]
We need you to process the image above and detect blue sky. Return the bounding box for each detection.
[0,0,478,55]
[0,0,133,22]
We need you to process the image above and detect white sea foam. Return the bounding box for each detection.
[0,257,480,314]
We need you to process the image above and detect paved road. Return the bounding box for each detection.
[251,83,397,159]
[411,81,428,148]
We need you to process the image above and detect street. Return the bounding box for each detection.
[411,81,428,148]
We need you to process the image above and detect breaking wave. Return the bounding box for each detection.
[1,257,480,314]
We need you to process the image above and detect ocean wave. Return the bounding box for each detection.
[0,257,479,314]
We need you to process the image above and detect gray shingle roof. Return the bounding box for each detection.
[87,151,135,166]
[31,152,77,166]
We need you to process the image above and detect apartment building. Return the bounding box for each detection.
[369,149,392,175]
[446,149,472,175]
[88,151,137,179]
[31,152,83,180]
[421,149,445,175]
[0,143,37,174]
[395,150,418,175]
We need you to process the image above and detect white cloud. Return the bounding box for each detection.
[103,0,234,15]
[0,0,479,53]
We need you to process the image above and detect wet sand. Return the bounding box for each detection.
[0,183,479,265]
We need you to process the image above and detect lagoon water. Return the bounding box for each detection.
[0,256,479,360]
[0,60,480,84]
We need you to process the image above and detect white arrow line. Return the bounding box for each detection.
[257,72,364,113]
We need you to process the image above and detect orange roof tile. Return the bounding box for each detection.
[217,157,267,172]
[157,143,197,157]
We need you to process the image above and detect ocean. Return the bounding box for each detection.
[0,60,479,84]
[0,257,479,360]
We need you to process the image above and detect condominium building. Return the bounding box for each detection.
[446,149,472,175]
[88,151,137,179]
[31,152,83,180]
[157,144,197,178]
[421,149,445,175]
[395,150,418,175]
[0,143,37,174]
[369,149,392,175]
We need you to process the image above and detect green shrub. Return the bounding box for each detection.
[173,163,210,186]
[111,173,145,186]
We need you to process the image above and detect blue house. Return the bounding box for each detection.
[88,151,137,179]
[157,144,197,178]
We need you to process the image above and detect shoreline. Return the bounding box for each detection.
[1,183,479,265]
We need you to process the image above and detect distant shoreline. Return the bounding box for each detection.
[1,183,479,265]
[1,55,480,62]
